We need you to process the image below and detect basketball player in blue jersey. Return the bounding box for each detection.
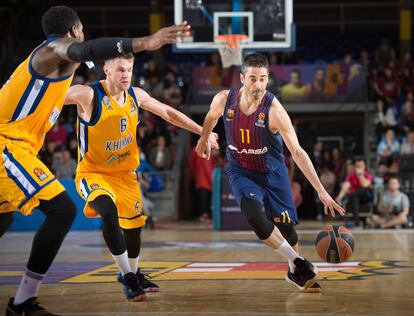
[196,53,345,292]
[0,5,190,315]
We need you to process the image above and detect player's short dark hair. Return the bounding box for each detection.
[41,5,80,38]
[241,53,269,72]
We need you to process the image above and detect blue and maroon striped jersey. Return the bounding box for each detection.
[223,88,285,173]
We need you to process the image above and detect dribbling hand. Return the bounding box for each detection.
[318,190,346,217]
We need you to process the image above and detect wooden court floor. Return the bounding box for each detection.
[1,221,414,316]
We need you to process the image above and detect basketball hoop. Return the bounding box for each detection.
[215,34,248,68]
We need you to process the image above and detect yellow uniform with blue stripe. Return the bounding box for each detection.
[75,80,146,229]
[0,37,72,215]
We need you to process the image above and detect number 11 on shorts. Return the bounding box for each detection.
[281,211,291,224]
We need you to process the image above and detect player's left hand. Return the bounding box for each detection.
[196,136,211,159]
[318,190,345,217]
[146,21,191,50]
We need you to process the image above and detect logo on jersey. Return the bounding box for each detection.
[255,112,266,128]
[135,201,140,211]
[226,109,235,121]
[49,107,60,125]
[102,96,113,110]
[33,168,48,181]
[129,100,137,116]
[228,144,268,155]
[90,183,100,190]
[106,151,132,165]
[105,134,133,152]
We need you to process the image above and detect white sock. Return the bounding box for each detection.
[14,269,45,305]
[128,256,140,274]
[111,250,132,276]
[275,240,303,263]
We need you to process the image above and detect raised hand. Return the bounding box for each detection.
[145,21,191,51]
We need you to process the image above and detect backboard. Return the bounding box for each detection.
[174,0,294,52]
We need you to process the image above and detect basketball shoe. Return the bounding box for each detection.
[285,258,318,291]
[6,297,59,316]
[117,272,147,301]
[136,269,160,292]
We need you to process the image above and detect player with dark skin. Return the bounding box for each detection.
[0,5,190,316]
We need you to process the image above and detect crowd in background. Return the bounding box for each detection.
[26,35,412,227]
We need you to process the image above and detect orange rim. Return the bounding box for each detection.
[215,34,249,49]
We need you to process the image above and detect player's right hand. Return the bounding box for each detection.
[196,136,211,160]
[209,132,219,150]
[146,21,191,50]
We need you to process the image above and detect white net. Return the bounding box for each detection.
[218,46,243,68]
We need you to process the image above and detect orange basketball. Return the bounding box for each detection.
[315,225,354,263]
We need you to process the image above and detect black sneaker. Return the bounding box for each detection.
[117,272,147,302]
[302,282,322,293]
[285,258,318,291]
[285,269,321,293]
[137,269,160,292]
[6,297,60,316]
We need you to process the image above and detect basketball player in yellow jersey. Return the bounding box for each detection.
[0,5,190,316]
[64,53,219,302]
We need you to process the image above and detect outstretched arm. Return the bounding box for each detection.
[135,87,218,148]
[269,97,345,217]
[196,90,228,159]
[32,22,191,77]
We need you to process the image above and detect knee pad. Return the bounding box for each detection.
[241,197,274,240]
[39,191,77,227]
[275,222,298,246]
[89,195,118,223]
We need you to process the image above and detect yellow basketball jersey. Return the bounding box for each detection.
[0,37,74,154]
[77,80,140,173]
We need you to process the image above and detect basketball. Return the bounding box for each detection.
[315,225,354,263]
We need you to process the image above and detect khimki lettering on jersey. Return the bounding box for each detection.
[228,144,268,155]
[105,134,133,152]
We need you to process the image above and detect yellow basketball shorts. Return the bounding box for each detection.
[0,143,65,215]
[75,171,146,229]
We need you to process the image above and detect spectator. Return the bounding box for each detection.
[305,68,327,102]
[149,135,172,170]
[331,147,345,181]
[368,177,409,228]
[400,130,414,155]
[315,164,337,220]
[46,121,67,147]
[376,129,400,168]
[374,98,398,140]
[335,159,374,226]
[373,66,399,105]
[51,149,77,179]
[163,70,183,108]
[375,37,396,71]
[400,67,414,97]
[188,146,219,222]
[373,162,390,198]
[280,69,307,102]
[399,100,414,134]
[67,135,78,160]
[309,140,324,171]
